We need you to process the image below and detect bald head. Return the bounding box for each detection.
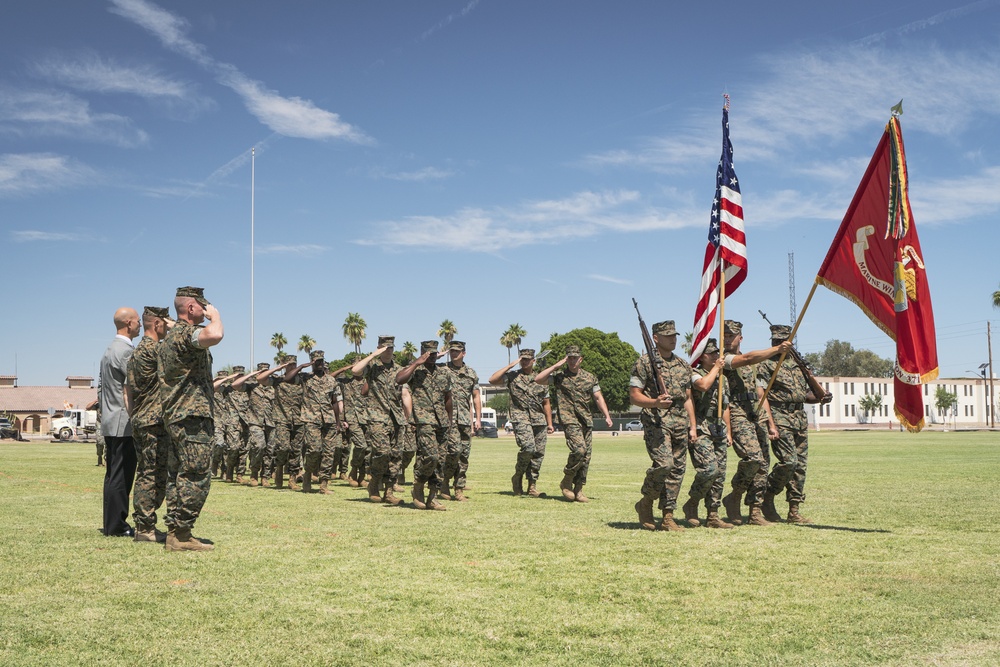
[113,307,139,339]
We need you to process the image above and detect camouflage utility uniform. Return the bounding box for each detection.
[227,378,252,480]
[442,358,479,492]
[504,360,549,491]
[757,356,811,506]
[548,366,600,489]
[403,356,453,497]
[691,365,726,511]
[127,333,168,534]
[271,369,305,485]
[337,373,370,485]
[723,360,768,509]
[365,356,405,497]
[156,320,214,533]
[298,361,339,484]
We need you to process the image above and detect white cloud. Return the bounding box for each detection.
[31,52,195,100]
[588,274,633,286]
[255,244,329,257]
[0,88,148,147]
[369,166,455,182]
[0,153,96,197]
[356,190,700,251]
[109,0,369,143]
[909,166,1000,224]
[11,230,84,242]
[420,0,481,41]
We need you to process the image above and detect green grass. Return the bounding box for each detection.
[2,431,999,666]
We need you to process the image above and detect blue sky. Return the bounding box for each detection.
[2,0,999,387]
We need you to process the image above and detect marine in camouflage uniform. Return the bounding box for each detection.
[270,357,305,490]
[440,340,480,501]
[337,366,370,487]
[534,345,612,504]
[352,336,405,505]
[397,340,453,510]
[126,306,171,541]
[211,370,237,478]
[157,286,223,551]
[245,362,280,487]
[758,324,829,524]
[683,338,731,529]
[227,367,253,483]
[629,320,698,532]
[397,409,417,490]
[88,392,105,466]
[490,348,552,497]
[218,365,245,481]
[298,350,340,494]
[720,319,788,527]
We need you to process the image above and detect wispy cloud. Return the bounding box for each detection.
[855,1,1000,46]
[0,88,149,147]
[356,190,700,252]
[909,166,1000,224]
[588,274,633,286]
[579,132,717,174]
[369,166,455,182]
[108,0,369,143]
[30,51,197,100]
[256,244,329,257]
[11,230,85,242]
[420,0,481,41]
[0,153,97,197]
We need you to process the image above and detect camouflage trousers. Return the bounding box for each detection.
[95,434,105,462]
[211,422,227,476]
[562,422,593,487]
[331,430,350,477]
[367,421,401,491]
[131,422,168,533]
[687,421,724,505]
[398,424,416,483]
[640,417,689,512]
[247,424,272,480]
[344,424,369,479]
[224,422,250,478]
[413,423,447,486]
[442,424,473,489]
[271,422,303,478]
[512,423,547,485]
[302,422,338,481]
[704,429,729,511]
[728,410,768,506]
[767,413,808,504]
[164,417,213,532]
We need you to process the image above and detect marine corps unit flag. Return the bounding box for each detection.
[816,115,938,431]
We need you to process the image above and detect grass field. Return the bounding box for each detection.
[1,431,999,666]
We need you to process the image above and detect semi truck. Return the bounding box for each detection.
[50,409,98,441]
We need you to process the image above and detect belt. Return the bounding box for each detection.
[770,401,804,411]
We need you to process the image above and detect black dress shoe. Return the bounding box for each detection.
[106,526,135,537]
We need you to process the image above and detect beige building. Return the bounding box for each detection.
[0,375,98,435]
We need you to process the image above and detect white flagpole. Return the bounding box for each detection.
[251,146,255,368]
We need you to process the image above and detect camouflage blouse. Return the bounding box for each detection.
[127,335,163,428]
[337,374,370,425]
[443,362,480,426]
[298,370,338,425]
[365,358,405,426]
[548,367,600,427]
[405,364,453,427]
[692,366,728,422]
[271,374,304,425]
[504,369,549,427]
[630,352,691,425]
[156,320,214,424]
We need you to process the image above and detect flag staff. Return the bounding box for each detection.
[250,146,255,368]
[756,281,819,412]
[716,92,731,421]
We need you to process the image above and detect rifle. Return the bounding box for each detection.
[632,299,668,398]
[757,310,829,401]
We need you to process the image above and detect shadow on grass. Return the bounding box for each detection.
[793,523,892,534]
[606,521,645,531]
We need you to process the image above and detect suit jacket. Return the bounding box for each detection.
[100,335,134,437]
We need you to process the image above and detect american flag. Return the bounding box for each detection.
[689,101,748,365]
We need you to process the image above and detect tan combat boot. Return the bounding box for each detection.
[761,492,782,523]
[133,528,163,543]
[225,469,234,483]
[681,496,701,527]
[658,510,686,532]
[453,488,468,502]
[705,511,735,529]
[635,495,656,531]
[338,472,348,481]
[787,502,813,524]
[411,478,427,509]
[367,477,382,503]
[261,475,270,488]
[527,483,541,498]
[286,470,299,492]
[274,464,284,489]
[248,476,259,487]
[318,479,331,495]
[573,483,589,503]
[301,468,312,493]
[426,485,447,511]
[722,490,744,526]
[440,479,452,501]
[559,472,576,501]
[511,473,523,496]
[748,505,775,526]
[383,488,403,506]
[165,528,214,552]
[348,468,360,487]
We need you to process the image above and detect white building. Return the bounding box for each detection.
[809,375,996,428]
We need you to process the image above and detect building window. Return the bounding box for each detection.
[851,405,856,417]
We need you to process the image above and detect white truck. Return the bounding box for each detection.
[50,409,98,441]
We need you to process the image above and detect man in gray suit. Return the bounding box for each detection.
[100,307,140,537]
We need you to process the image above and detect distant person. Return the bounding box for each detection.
[440,341,481,501]
[490,349,553,498]
[126,306,172,543]
[352,337,405,505]
[86,394,104,467]
[157,286,223,551]
[100,306,140,537]
[534,345,612,503]
[685,338,731,528]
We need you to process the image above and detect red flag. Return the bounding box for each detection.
[816,116,938,431]
[690,103,748,365]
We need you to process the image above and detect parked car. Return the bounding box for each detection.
[624,420,643,431]
[477,421,499,438]
[0,418,19,439]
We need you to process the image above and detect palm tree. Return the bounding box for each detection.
[438,319,457,345]
[297,334,316,356]
[506,323,526,353]
[401,341,418,363]
[500,331,514,363]
[993,284,1000,308]
[274,350,291,365]
[270,332,287,354]
[342,312,367,354]
[682,331,694,357]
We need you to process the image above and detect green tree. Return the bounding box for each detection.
[326,351,362,373]
[486,393,510,415]
[297,334,316,356]
[270,332,288,365]
[805,339,893,377]
[934,386,958,419]
[682,331,694,357]
[438,319,457,345]
[505,323,526,354]
[500,331,515,363]
[395,341,418,366]
[539,327,639,412]
[858,393,883,424]
[342,313,367,354]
